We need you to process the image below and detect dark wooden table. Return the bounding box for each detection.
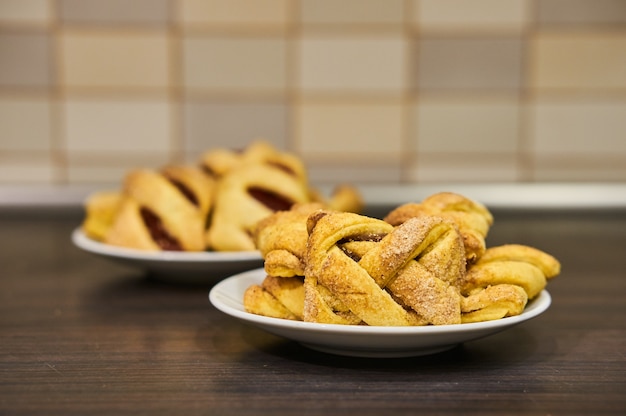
[1,208,625,415]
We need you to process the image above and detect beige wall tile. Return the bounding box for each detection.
[66,155,172,184]
[410,154,520,182]
[178,0,289,27]
[414,0,528,31]
[64,98,171,154]
[0,155,55,183]
[531,33,626,90]
[414,96,520,154]
[298,35,407,94]
[0,32,52,87]
[59,0,169,25]
[60,30,169,89]
[296,99,405,158]
[533,156,626,182]
[531,98,626,155]
[0,96,51,151]
[307,162,403,184]
[537,0,626,26]
[183,35,286,92]
[0,0,51,24]
[417,37,523,91]
[184,100,288,155]
[300,0,404,25]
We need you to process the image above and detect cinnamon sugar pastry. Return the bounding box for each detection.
[304,211,465,326]
[104,166,213,251]
[460,244,561,322]
[384,192,493,263]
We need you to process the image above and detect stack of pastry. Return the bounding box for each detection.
[244,192,561,325]
[81,140,363,252]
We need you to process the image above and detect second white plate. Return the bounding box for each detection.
[72,228,264,283]
[209,268,552,358]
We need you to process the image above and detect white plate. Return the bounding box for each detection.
[209,268,552,358]
[72,228,263,283]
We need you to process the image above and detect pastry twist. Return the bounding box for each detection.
[385,192,493,263]
[104,166,213,251]
[460,244,561,322]
[304,211,466,326]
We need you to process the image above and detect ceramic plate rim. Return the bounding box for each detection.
[71,227,262,263]
[209,268,552,336]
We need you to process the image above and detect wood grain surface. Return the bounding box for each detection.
[1,209,625,415]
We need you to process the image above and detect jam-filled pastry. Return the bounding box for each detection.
[105,167,212,251]
[459,244,561,322]
[384,192,494,263]
[200,140,309,185]
[206,162,310,251]
[253,202,325,278]
[243,274,305,320]
[309,185,364,214]
[82,190,124,241]
[304,211,465,326]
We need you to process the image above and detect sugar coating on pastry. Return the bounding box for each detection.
[244,193,562,326]
[385,192,493,263]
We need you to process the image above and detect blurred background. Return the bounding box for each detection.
[1,0,625,187]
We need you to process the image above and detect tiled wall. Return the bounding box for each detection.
[1,0,625,186]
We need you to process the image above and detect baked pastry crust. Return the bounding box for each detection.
[304,211,465,326]
[253,202,325,277]
[206,163,310,251]
[82,190,124,241]
[243,194,562,326]
[104,167,211,251]
[385,192,493,263]
[243,274,305,320]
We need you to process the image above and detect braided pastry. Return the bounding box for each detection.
[385,192,493,263]
[244,194,562,326]
[104,166,213,251]
[304,211,465,326]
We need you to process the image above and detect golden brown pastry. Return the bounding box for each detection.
[206,162,310,251]
[81,190,124,241]
[304,211,466,326]
[253,202,325,277]
[243,274,305,320]
[200,140,308,184]
[104,167,213,251]
[384,192,494,263]
[243,192,562,326]
[459,244,561,322]
[309,185,364,214]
